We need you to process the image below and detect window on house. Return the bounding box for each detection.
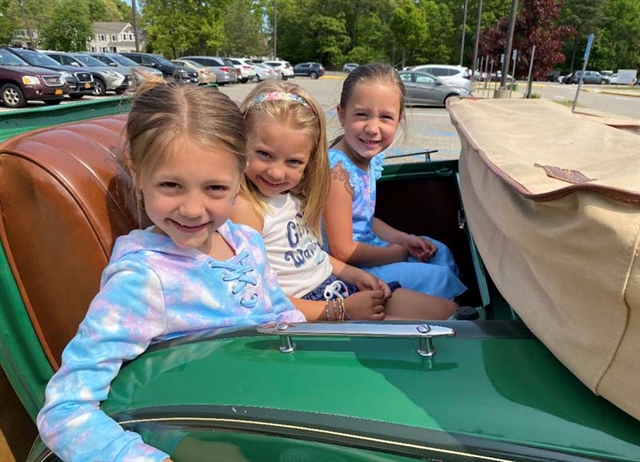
[111,34,117,41]
[102,46,108,52]
[100,34,106,41]
[91,46,96,52]
[129,33,134,41]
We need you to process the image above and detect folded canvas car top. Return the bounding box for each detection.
[449,98,639,420]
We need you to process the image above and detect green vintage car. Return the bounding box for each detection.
[0,98,639,462]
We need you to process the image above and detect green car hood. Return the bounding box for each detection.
[102,322,640,461]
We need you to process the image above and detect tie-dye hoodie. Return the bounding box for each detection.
[37,220,305,462]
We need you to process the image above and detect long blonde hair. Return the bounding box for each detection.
[240,81,329,240]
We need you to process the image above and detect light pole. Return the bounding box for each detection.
[273,0,277,59]
[471,0,483,79]
[131,0,140,52]
[460,0,469,66]
[500,0,518,89]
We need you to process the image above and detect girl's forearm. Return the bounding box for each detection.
[288,296,328,321]
[335,241,406,267]
[372,218,407,245]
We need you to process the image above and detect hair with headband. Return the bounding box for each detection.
[239,81,330,240]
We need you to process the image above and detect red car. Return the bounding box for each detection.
[0,49,68,108]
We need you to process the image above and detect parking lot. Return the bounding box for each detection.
[3,74,638,160]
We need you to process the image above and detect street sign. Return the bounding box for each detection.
[512,49,517,60]
[583,33,594,61]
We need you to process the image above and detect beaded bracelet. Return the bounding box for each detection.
[324,299,332,321]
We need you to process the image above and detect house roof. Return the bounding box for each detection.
[92,22,132,34]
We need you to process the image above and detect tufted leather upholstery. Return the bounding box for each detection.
[0,115,150,370]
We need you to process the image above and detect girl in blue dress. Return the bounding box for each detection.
[324,63,467,300]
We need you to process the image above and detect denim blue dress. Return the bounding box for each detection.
[328,149,466,300]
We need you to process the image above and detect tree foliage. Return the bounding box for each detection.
[40,0,94,51]
[3,0,638,74]
[221,0,266,56]
[479,0,575,79]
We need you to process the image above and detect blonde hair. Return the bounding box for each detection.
[124,70,247,192]
[239,80,329,240]
[331,62,407,147]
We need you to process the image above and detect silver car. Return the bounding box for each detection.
[46,51,129,96]
[252,63,278,82]
[180,56,237,85]
[398,70,472,107]
[82,52,165,82]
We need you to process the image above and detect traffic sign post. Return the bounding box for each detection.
[572,34,594,112]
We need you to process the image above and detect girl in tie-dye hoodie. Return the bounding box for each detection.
[36,73,305,462]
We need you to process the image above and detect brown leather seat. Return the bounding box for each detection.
[0,115,150,370]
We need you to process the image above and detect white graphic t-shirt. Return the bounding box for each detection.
[262,194,332,297]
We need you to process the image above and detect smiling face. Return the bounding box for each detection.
[138,137,242,254]
[245,115,313,198]
[337,81,402,168]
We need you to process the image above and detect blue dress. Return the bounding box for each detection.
[327,149,466,300]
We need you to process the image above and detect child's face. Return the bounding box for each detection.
[138,137,242,253]
[245,116,312,198]
[337,81,402,162]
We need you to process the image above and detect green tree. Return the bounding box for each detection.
[309,13,350,65]
[142,0,231,57]
[559,0,608,71]
[589,0,640,70]
[390,0,428,67]
[221,0,266,56]
[40,0,93,51]
[0,0,21,45]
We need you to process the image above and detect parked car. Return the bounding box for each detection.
[600,70,613,84]
[546,70,561,82]
[227,57,255,83]
[1,46,94,99]
[2,103,640,462]
[252,62,278,82]
[564,70,603,85]
[120,52,198,84]
[398,70,472,107]
[342,62,359,73]
[45,51,129,96]
[408,64,472,91]
[180,56,238,85]
[82,52,165,80]
[0,48,68,108]
[171,59,216,85]
[293,62,325,79]
[263,60,294,80]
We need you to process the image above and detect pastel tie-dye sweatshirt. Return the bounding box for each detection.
[37,220,305,462]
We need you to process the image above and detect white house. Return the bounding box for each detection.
[88,22,139,53]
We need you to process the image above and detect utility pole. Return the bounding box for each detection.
[471,0,483,79]
[273,0,277,59]
[460,0,469,66]
[500,0,518,89]
[131,0,140,52]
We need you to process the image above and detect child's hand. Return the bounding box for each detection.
[344,291,386,320]
[403,235,438,262]
[352,270,392,300]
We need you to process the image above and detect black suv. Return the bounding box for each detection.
[119,52,198,83]
[2,47,94,99]
[0,48,68,108]
[293,62,325,79]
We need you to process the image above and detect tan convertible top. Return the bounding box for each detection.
[449,98,639,420]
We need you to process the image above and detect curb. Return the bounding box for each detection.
[601,90,640,98]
